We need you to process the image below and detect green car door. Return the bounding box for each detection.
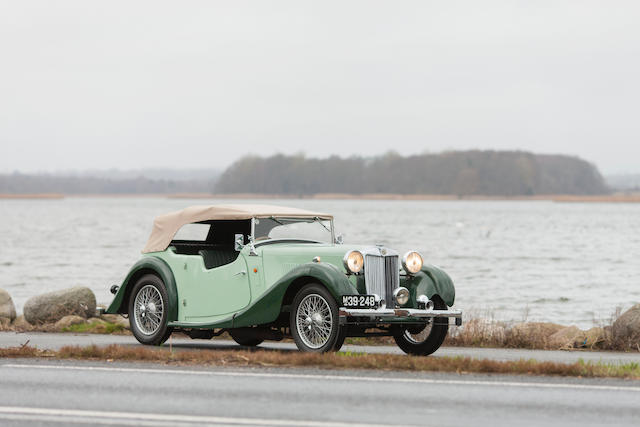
[158,249,252,320]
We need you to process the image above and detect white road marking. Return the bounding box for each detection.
[0,406,395,427]
[3,362,640,392]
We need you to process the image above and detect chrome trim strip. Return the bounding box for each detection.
[339,307,462,320]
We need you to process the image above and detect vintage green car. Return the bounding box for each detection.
[106,204,462,355]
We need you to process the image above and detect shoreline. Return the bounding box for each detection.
[2,192,640,202]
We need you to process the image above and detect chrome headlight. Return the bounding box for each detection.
[402,251,423,274]
[343,250,364,274]
[393,287,410,306]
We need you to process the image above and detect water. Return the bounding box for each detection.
[1,197,639,328]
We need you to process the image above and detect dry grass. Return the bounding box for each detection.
[1,344,639,379]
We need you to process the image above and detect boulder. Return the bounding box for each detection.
[23,287,96,325]
[0,288,16,322]
[100,314,130,329]
[54,315,87,330]
[0,317,11,330]
[582,327,605,348]
[548,326,584,349]
[612,304,640,348]
[12,315,32,330]
[87,317,108,326]
[507,322,565,348]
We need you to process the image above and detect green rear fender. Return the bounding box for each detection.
[402,264,456,307]
[218,261,357,329]
[105,256,179,321]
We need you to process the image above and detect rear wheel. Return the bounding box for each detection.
[290,284,341,353]
[393,297,449,356]
[128,274,173,346]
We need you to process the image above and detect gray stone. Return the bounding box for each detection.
[12,315,32,330]
[100,314,130,329]
[23,287,96,325]
[0,288,16,322]
[548,326,584,349]
[612,304,640,348]
[54,315,87,330]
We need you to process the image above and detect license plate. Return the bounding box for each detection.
[342,295,377,309]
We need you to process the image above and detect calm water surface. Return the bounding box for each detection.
[1,198,639,328]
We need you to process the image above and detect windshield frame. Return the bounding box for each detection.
[250,216,335,246]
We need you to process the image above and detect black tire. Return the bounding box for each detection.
[393,297,449,356]
[128,274,173,346]
[332,327,347,352]
[290,283,341,353]
[229,329,264,347]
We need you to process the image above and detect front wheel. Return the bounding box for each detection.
[128,274,173,346]
[393,298,449,356]
[290,284,342,353]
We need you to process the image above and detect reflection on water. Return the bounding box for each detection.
[1,197,639,328]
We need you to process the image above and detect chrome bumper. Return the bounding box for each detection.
[339,307,463,326]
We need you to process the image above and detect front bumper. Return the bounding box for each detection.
[339,307,463,326]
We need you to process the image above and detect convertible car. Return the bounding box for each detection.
[106,204,462,355]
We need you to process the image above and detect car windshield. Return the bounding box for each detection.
[254,217,332,244]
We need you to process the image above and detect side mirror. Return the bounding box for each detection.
[234,234,245,251]
[335,233,344,244]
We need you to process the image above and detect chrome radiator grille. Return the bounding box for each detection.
[364,254,400,308]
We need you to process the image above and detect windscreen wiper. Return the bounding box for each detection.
[314,217,331,232]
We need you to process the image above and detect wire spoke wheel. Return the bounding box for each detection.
[393,297,449,356]
[133,284,165,336]
[402,322,433,344]
[295,293,334,349]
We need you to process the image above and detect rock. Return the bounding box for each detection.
[12,315,32,330]
[582,327,605,348]
[0,288,17,322]
[0,317,11,330]
[54,315,87,330]
[87,317,108,326]
[23,287,96,325]
[507,322,565,348]
[612,304,640,348]
[100,314,130,329]
[548,326,584,349]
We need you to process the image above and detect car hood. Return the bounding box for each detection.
[257,243,371,284]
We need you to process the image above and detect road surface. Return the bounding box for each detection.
[0,359,639,426]
[1,331,639,365]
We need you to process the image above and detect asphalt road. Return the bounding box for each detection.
[1,358,639,426]
[1,331,640,365]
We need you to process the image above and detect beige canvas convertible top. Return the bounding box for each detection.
[142,204,333,253]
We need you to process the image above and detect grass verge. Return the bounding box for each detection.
[62,321,126,334]
[1,344,639,379]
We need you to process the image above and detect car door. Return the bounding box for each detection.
[181,253,252,320]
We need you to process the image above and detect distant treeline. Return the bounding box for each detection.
[215,151,609,196]
[0,173,213,194]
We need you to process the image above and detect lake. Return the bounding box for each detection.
[1,197,638,328]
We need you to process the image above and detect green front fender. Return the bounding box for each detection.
[402,264,456,307]
[174,261,357,329]
[105,256,179,321]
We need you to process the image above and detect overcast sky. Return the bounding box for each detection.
[1,1,638,174]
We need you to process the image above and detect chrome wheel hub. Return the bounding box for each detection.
[133,285,164,335]
[296,293,333,349]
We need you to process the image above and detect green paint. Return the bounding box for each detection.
[105,256,178,321]
[107,239,457,329]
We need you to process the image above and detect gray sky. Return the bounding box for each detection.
[1,1,639,174]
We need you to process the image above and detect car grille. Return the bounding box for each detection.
[364,254,400,308]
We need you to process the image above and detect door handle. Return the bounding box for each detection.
[234,270,247,276]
